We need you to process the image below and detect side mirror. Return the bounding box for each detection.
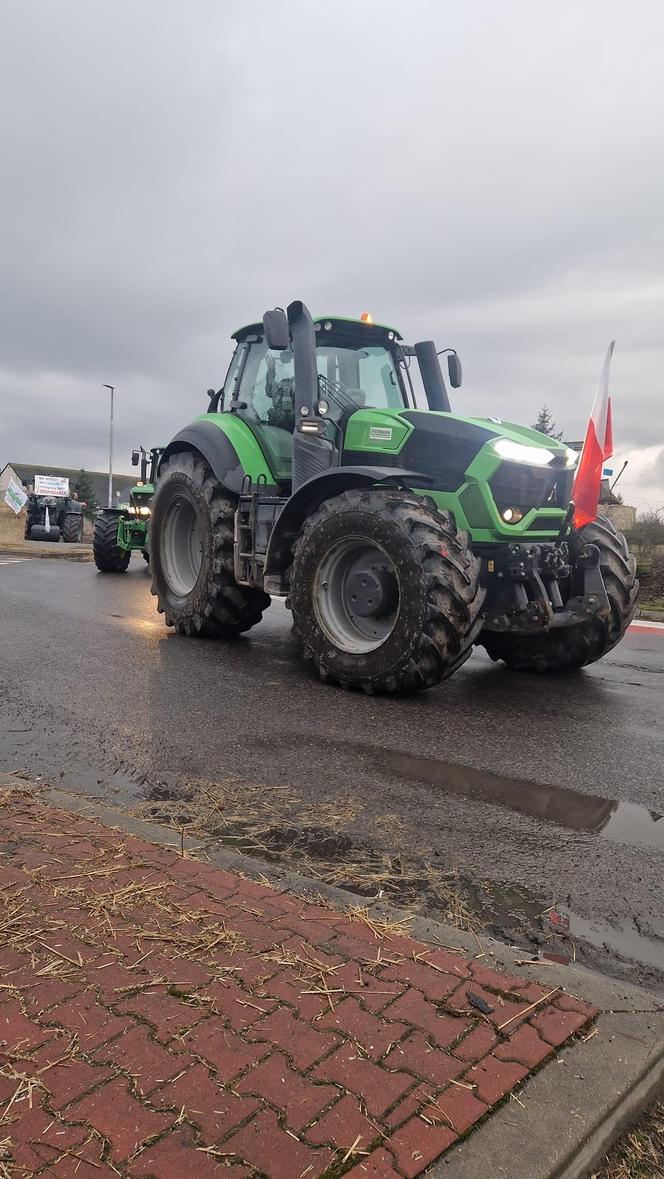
[447,352,462,388]
[262,308,290,351]
[131,449,140,466]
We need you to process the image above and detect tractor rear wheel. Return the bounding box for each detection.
[150,452,270,636]
[289,488,485,693]
[62,514,83,543]
[480,514,638,673]
[93,515,131,572]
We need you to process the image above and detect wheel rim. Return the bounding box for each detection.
[313,537,400,654]
[160,495,203,596]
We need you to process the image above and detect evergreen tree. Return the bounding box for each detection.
[74,469,97,516]
[531,404,564,440]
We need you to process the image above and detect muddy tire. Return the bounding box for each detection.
[93,514,131,572]
[150,451,270,637]
[480,514,638,672]
[62,514,83,543]
[289,488,485,693]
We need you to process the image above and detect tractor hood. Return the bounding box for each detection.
[343,409,577,479]
[341,408,578,542]
[410,411,577,464]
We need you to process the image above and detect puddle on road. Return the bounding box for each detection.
[363,747,664,852]
[0,724,144,809]
[565,910,664,972]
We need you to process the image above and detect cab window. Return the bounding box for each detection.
[231,338,403,427]
[235,343,295,432]
[316,343,402,418]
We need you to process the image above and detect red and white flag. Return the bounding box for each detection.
[572,341,614,528]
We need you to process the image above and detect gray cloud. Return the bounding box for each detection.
[1,0,663,509]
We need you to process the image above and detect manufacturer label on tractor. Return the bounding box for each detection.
[369,426,393,442]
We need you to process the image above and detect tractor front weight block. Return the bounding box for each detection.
[482,540,610,634]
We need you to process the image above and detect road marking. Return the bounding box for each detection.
[629,620,664,633]
[0,558,31,565]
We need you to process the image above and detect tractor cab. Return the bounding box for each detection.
[129,446,164,510]
[131,446,164,486]
[215,316,450,491]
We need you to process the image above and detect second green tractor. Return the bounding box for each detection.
[93,447,163,573]
[147,302,637,692]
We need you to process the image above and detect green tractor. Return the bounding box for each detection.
[93,446,163,573]
[148,302,637,692]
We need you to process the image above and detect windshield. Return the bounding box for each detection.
[316,343,403,417]
[228,339,404,428]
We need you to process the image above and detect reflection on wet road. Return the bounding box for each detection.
[342,744,664,850]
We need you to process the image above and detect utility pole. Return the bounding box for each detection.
[102,384,115,507]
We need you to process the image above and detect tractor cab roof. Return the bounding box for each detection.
[231,315,403,344]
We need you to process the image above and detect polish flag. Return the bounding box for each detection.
[572,341,615,528]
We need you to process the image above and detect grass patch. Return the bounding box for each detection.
[595,1099,664,1177]
[638,597,664,612]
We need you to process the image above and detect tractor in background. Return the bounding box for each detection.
[93,447,163,573]
[25,480,84,544]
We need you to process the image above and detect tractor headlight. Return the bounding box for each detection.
[492,439,556,466]
[139,507,151,517]
[501,507,524,523]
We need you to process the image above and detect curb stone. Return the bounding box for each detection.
[634,607,664,622]
[2,775,663,1179]
[0,541,94,561]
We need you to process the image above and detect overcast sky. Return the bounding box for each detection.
[1,0,663,510]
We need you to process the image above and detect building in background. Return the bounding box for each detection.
[0,463,23,494]
[4,463,134,508]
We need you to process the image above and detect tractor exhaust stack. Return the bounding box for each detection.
[415,341,451,413]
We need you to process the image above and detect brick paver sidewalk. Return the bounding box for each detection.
[0,791,596,1178]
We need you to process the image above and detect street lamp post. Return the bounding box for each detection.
[102,384,115,507]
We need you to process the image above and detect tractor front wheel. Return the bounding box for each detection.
[289,488,485,693]
[480,514,638,673]
[150,452,270,636]
[29,524,61,543]
[62,514,84,543]
[93,514,131,572]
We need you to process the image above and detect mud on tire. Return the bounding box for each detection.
[93,514,131,572]
[150,452,270,637]
[289,487,486,693]
[480,514,638,673]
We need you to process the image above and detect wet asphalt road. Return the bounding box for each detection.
[1,554,663,990]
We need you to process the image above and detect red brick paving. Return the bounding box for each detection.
[305,1092,380,1148]
[319,996,409,1059]
[465,1054,529,1104]
[347,1147,404,1175]
[246,1002,342,1068]
[152,1061,259,1140]
[0,792,597,1177]
[236,1050,338,1130]
[452,1022,498,1061]
[390,1116,458,1178]
[383,1030,466,1087]
[493,1021,553,1067]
